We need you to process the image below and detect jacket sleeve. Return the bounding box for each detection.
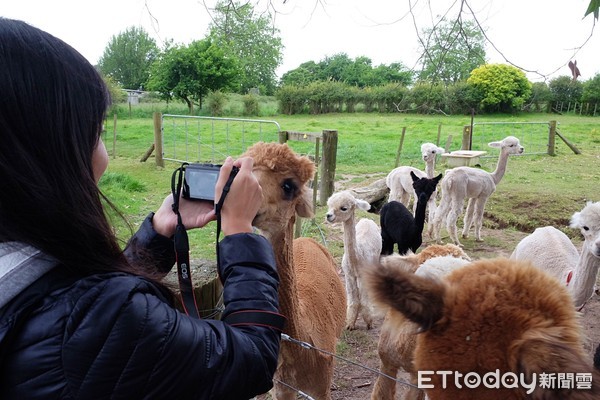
[63,232,281,400]
[123,212,176,274]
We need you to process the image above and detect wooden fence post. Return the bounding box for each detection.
[461,125,472,150]
[319,130,338,206]
[153,112,164,167]
[394,127,407,168]
[548,120,557,156]
[112,113,117,159]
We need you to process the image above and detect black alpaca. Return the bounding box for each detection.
[380,171,442,255]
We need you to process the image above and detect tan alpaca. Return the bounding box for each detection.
[242,142,346,400]
[367,257,600,400]
[371,244,471,400]
[432,136,524,246]
[511,201,600,309]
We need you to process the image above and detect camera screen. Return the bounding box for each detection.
[184,165,221,201]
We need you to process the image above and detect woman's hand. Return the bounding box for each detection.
[215,156,262,236]
[152,194,216,238]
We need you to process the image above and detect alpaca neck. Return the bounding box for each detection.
[490,151,510,185]
[414,194,429,236]
[424,160,436,178]
[569,245,600,308]
[342,215,359,266]
[270,219,301,336]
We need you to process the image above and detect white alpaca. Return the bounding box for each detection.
[432,136,524,246]
[326,191,381,330]
[511,201,600,309]
[386,143,445,230]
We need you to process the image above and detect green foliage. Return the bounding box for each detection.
[280,53,412,88]
[207,90,228,116]
[418,19,486,85]
[98,26,159,90]
[444,82,481,114]
[581,73,600,103]
[549,76,583,103]
[407,83,446,113]
[275,85,307,115]
[242,93,260,116]
[467,64,532,113]
[527,82,553,112]
[147,38,240,114]
[99,172,146,192]
[209,1,283,95]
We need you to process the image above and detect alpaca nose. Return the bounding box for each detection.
[326,213,335,222]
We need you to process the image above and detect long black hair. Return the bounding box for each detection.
[0,18,156,278]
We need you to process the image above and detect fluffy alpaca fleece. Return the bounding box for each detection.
[386,143,446,223]
[370,244,471,400]
[432,136,524,246]
[326,190,381,330]
[366,257,600,400]
[242,142,346,400]
[511,201,600,309]
[380,172,442,255]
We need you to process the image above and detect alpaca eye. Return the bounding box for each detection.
[341,207,348,211]
[281,179,298,200]
[583,226,589,231]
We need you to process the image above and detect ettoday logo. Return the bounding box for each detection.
[418,370,593,394]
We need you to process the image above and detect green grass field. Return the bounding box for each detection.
[102,109,600,260]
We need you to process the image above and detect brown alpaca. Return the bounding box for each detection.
[242,142,346,400]
[367,257,600,400]
[371,244,471,400]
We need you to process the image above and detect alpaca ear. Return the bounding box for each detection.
[488,140,502,149]
[570,211,582,229]
[355,198,371,211]
[513,331,600,399]
[434,173,443,184]
[436,146,446,154]
[365,256,446,331]
[410,171,419,182]
[295,189,314,218]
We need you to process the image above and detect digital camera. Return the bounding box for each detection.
[182,163,222,201]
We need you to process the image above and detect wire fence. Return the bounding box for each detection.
[161,114,281,164]
[472,121,551,157]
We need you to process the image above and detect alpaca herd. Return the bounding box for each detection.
[240,140,600,399]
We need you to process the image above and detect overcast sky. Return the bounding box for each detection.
[3,0,599,82]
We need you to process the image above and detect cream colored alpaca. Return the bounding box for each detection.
[386,143,445,231]
[326,191,381,330]
[242,142,346,400]
[511,201,600,309]
[432,136,524,246]
[371,244,471,400]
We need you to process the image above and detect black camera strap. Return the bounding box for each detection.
[170,164,285,332]
[171,164,201,319]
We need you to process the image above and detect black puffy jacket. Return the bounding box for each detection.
[0,215,282,399]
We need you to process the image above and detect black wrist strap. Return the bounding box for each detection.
[171,164,201,319]
[214,166,239,281]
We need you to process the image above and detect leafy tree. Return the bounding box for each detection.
[98,26,159,90]
[527,82,553,112]
[418,18,486,85]
[147,38,240,113]
[209,1,283,95]
[467,64,532,113]
[582,73,600,104]
[370,63,413,87]
[548,76,583,104]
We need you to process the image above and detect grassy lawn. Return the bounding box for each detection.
[102,110,600,261]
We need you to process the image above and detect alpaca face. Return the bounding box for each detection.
[421,143,445,163]
[489,136,524,155]
[326,191,370,224]
[411,172,442,200]
[571,201,600,258]
[241,142,315,240]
